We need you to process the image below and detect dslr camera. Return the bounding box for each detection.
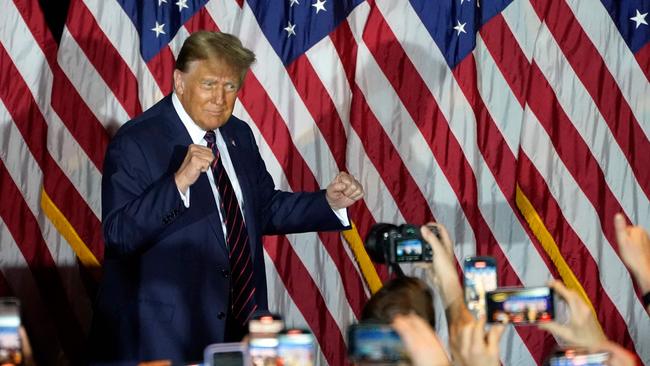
[364,223,436,264]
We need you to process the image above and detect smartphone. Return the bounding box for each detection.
[203,342,248,366]
[277,329,315,366]
[347,323,406,362]
[486,286,554,325]
[0,298,22,366]
[463,256,498,319]
[548,348,610,366]
[249,333,279,366]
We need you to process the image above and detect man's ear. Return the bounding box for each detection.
[173,70,184,94]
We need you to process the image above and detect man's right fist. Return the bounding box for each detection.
[174,144,214,194]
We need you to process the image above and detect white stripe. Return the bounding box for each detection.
[474,35,521,155]
[82,0,164,110]
[520,107,650,363]
[0,0,102,218]
[0,99,92,333]
[171,26,191,60]
[0,218,67,365]
[305,37,352,138]
[566,0,650,138]
[530,22,650,230]
[207,0,339,187]
[58,27,131,128]
[234,102,357,337]
[501,0,540,62]
[263,251,328,366]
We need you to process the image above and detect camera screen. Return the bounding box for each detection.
[347,324,405,362]
[464,257,497,319]
[0,299,21,365]
[486,287,554,325]
[394,238,423,262]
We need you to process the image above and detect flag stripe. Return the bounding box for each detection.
[65,1,143,119]
[530,0,650,199]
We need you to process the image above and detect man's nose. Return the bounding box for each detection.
[211,87,225,104]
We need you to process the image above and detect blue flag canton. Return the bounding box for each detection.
[117,0,210,62]
[409,0,513,69]
[247,0,365,66]
[602,0,650,54]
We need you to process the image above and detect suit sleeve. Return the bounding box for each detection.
[101,132,186,257]
[242,128,349,235]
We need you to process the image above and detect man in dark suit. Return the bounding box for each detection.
[89,31,364,364]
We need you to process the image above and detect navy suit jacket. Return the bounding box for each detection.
[89,95,346,363]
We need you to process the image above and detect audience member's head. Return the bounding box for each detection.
[361,276,436,328]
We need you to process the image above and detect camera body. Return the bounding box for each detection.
[365,223,435,264]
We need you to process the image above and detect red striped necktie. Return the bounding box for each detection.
[204,130,257,325]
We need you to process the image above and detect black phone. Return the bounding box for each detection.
[0,298,22,366]
[347,323,406,362]
[486,286,554,325]
[463,256,498,319]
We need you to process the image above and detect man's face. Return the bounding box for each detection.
[173,58,240,130]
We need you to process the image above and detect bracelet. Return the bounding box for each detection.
[644,292,650,308]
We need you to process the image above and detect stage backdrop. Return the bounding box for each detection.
[1,0,649,364]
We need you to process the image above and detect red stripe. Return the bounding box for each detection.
[0,161,86,364]
[146,46,175,96]
[264,236,348,366]
[12,0,58,65]
[0,44,104,262]
[64,0,143,118]
[286,56,347,168]
[479,15,529,108]
[11,0,109,171]
[480,13,639,355]
[530,0,650,199]
[635,41,650,81]
[517,155,638,353]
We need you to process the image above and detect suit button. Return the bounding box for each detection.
[221,269,229,278]
[217,312,226,320]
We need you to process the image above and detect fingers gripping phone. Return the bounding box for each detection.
[486,286,555,325]
[463,256,498,319]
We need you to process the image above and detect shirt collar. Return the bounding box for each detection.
[172,92,209,144]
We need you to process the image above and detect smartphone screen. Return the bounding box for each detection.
[548,348,610,366]
[278,329,314,366]
[463,256,497,319]
[347,323,406,362]
[0,298,22,366]
[486,286,555,325]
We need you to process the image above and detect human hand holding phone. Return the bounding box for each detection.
[537,280,607,348]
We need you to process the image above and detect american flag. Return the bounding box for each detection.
[1,0,649,364]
